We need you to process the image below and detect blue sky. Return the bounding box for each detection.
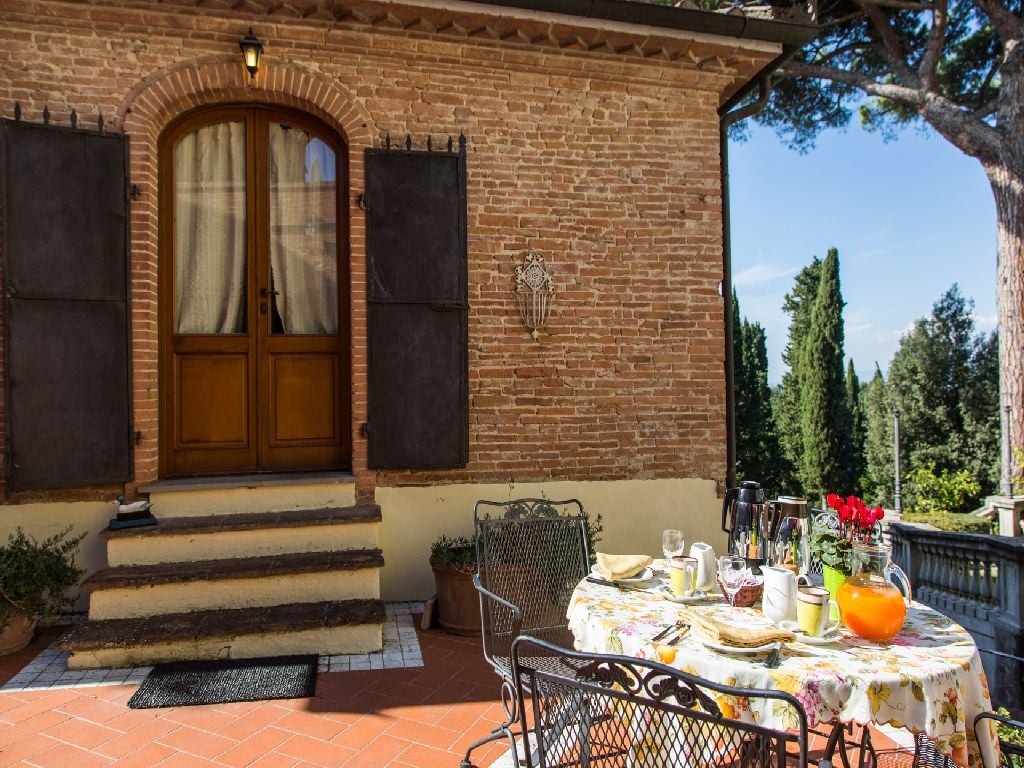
[728,122,997,386]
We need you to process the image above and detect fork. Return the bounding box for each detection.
[652,620,688,643]
[763,647,783,668]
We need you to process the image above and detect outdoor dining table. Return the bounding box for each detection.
[567,564,999,768]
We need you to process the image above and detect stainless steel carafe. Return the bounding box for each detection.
[721,480,767,564]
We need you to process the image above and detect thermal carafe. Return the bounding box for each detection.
[721,480,767,565]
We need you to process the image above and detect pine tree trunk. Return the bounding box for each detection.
[989,163,1024,493]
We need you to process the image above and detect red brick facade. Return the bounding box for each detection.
[0,0,780,501]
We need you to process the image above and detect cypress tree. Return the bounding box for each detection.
[862,365,894,505]
[843,360,866,494]
[775,258,823,496]
[798,248,849,500]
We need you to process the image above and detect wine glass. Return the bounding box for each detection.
[717,555,748,618]
[662,530,686,565]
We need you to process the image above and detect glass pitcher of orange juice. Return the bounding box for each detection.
[836,541,912,641]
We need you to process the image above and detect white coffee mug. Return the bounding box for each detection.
[797,586,841,637]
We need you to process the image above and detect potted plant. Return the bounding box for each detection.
[811,494,884,600]
[0,526,85,654]
[429,535,479,636]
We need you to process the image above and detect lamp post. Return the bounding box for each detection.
[893,406,902,514]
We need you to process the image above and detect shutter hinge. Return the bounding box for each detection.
[128,183,140,202]
[360,422,370,438]
[134,430,143,445]
[356,192,366,211]
[429,302,466,312]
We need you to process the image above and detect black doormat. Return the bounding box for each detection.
[127,655,318,709]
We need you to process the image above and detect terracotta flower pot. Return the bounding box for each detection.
[0,612,37,655]
[432,565,481,636]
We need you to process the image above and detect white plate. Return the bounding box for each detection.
[699,637,781,655]
[590,565,655,584]
[656,586,713,603]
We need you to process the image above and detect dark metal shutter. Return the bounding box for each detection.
[366,137,468,469]
[0,119,132,490]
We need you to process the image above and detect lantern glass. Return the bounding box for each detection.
[238,28,263,78]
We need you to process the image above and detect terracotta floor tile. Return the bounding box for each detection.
[163,704,241,733]
[382,718,461,751]
[343,734,410,768]
[152,751,224,767]
[215,725,292,768]
[271,710,348,742]
[215,706,288,741]
[331,713,400,750]
[394,742,460,768]
[0,708,70,745]
[43,715,123,748]
[246,752,301,768]
[57,696,131,724]
[25,741,113,768]
[0,733,63,767]
[275,733,358,767]
[94,717,182,759]
[108,741,177,768]
[157,724,235,759]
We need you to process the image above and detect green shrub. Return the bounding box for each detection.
[429,535,476,572]
[0,526,85,630]
[899,511,994,534]
[904,464,981,514]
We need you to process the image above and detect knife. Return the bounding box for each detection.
[585,576,648,592]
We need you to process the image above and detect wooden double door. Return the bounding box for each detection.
[159,105,349,476]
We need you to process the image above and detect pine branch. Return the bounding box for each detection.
[918,0,949,90]
[853,0,936,8]
[858,0,922,86]
[776,61,1004,162]
[971,0,1023,44]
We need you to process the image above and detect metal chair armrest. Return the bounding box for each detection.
[473,572,524,639]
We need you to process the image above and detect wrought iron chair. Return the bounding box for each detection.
[461,498,591,768]
[512,634,810,768]
[975,711,1024,768]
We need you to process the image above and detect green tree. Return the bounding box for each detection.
[862,365,895,505]
[843,359,867,494]
[738,0,1024,484]
[887,286,999,504]
[798,248,851,500]
[775,257,823,496]
[734,290,792,490]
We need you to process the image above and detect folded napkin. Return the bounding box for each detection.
[677,608,795,648]
[596,552,653,581]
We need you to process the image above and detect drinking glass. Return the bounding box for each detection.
[717,555,748,618]
[662,530,686,563]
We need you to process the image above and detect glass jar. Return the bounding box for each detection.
[836,541,912,641]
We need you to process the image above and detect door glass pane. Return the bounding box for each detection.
[268,124,338,334]
[173,120,247,334]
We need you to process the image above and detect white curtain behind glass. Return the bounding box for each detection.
[174,121,247,334]
[269,125,338,334]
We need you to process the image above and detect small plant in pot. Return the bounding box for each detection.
[0,526,85,655]
[429,535,479,636]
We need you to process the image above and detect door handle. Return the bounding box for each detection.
[260,287,279,298]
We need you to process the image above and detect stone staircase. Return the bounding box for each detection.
[59,475,385,670]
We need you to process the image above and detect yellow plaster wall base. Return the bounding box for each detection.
[65,624,382,670]
[377,478,727,601]
[149,483,356,517]
[107,523,379,566]
[88,569,381,620]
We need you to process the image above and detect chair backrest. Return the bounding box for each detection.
[975,712,1024,768]
[512,635,809,768]
[474,499,590,663]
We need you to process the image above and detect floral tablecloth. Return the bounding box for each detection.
[567,570,997,768]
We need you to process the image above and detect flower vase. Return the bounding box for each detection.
[822,565,847,620]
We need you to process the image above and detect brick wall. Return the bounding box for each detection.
[0,0,769,500]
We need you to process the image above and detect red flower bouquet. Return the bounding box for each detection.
[812,494,884,575]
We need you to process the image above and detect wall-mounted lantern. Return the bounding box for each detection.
[514,248,555,340]
[238,28,264,79]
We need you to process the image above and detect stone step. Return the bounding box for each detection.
[103,505,381,566]
[85,550,384,620]
[59,599,385,670]
[139,472,358,517]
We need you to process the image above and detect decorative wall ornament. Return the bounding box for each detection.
[514,249,555,340]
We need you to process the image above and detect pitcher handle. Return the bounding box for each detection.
[886,561,913,606]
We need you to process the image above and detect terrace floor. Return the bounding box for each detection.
[0,606,916,768]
